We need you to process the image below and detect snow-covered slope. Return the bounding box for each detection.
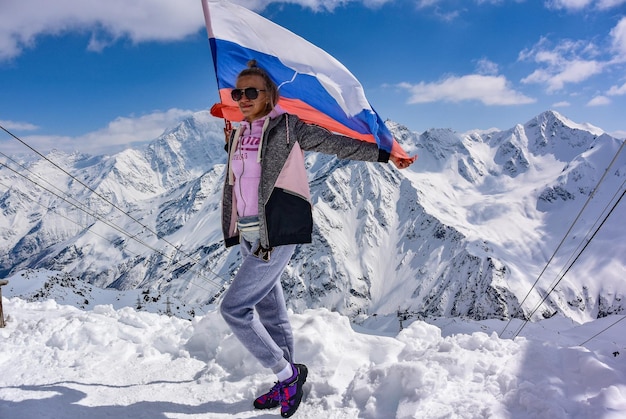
[1,110,624,323]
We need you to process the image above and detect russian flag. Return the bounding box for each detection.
[201,0,408,158]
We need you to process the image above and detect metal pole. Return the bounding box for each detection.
[0,279,8,328]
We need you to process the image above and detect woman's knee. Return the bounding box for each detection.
[220,296,251,326]
[219,298,236,323]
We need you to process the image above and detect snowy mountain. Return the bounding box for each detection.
[1,110,624,323]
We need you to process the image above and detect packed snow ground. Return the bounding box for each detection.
[1,296,625,419]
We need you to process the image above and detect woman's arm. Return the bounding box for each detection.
[295,117,416,168]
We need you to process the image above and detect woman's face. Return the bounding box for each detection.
[235,74,270,122]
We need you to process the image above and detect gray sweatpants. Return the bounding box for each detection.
[220,239,296,374]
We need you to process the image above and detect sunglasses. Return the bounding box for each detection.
[231,87,266,101]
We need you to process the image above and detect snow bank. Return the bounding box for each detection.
[1,298,625,418]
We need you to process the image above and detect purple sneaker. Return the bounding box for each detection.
[279,364,308,418]
[253,381,281,409]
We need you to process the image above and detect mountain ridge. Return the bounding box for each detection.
[2,110,624,324]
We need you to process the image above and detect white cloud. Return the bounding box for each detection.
[598,0,626,7]
[1,109,195,155]
[78,109,195,147]
[519,18,626,102]
[552,101,571,107]
[476,58,499,76]
[519,37,607,92]
[522,59,604,92]
[546,0,626,10]
[0,0,203,61]
[397,74,535,105]
[408,0,459,21]
[416,0,442,7]
[0,0,402,61]
[587,95,611,106]
[610,129,626,139]
[610,17,626,61]
[546,0,593,10]
[1,134,78,157]
[607,81,626,95]
[0,120,39,131]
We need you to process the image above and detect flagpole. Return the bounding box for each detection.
[200,0,214,40]
[201,0,233,141]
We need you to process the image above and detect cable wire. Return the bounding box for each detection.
[580,315,626,346]
[0,124,231,301]
[540,177,626,303]
[512,187,625,338]
[501,139,626,336]
[0,159,226,298]
[0,123,228,288]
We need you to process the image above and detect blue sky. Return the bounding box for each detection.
[1,0,625,155]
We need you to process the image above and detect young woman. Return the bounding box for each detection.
[219,60,416,418]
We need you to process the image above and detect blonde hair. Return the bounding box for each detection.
[237,60,279,109]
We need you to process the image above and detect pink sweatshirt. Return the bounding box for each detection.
[230,107,285,217]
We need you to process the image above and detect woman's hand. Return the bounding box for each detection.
[390,154,417,170]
